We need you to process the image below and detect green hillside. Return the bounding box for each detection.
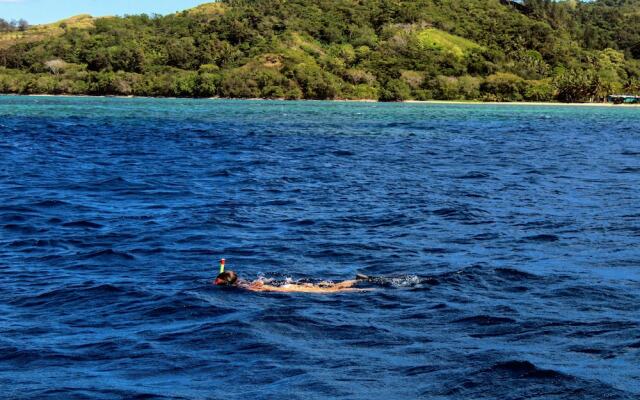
[1,0,639,102]
[0,15,95,50]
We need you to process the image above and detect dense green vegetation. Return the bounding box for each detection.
[1,0,640,102]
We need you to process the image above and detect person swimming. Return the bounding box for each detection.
[213,259,371,293]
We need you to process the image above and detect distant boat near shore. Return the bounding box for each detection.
[608,94,640,104]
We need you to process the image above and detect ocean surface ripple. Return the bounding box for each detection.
[1,97,639,399]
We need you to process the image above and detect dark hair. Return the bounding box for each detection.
[216,271,237,285]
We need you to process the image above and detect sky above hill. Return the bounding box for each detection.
[0,0,208,24]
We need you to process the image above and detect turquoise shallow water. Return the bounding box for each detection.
[1,96,639,399]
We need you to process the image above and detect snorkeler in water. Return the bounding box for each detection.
[213,259,372,293]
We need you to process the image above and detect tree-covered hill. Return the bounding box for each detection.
[1,0,639,102]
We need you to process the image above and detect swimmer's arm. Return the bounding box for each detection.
[332,280,357,289]
[238,281,284,292]
[244,280,369,293]
[245,282,318,293]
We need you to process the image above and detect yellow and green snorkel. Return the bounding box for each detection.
[219,258,225,274]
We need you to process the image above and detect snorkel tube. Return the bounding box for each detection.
[214,258,228,285]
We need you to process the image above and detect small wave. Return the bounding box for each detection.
[9,283,146,309]
[31,199,71,208]
[0,205,35,213]
[454,315,517,325]
[36,388,183,400]
[144,293,234,319]
[332,150,355,157]
[385,121,413,128]
[180,248,216,256]
[619,166,640,173]
[524,168,546,175]
[305,249,356,259]
[130,247,166,255]
[422,247,455,254]
[459,191,488,198]
[211,169,232,177]
[75,176,153,193]
[221,247,260,256]
[62,220,103,229]
[472,232,501,241]
[80,249,135,260]
[456,171,491,179]
[289,218,315,226]
[433,206,489,223]
[568,346,610,356]
[96,176,131,186]
[262,199,296,206]
[550,285,633,304]
[0,345,75,365]
[488,360,568,380]
[337,213,417,228]
[436,265,487,286]
[494,267,542,281]
[515,219,573,229]
[523,234,559,242]
[2,224,42,234]
[398,365,439,376]
[8,239,66,249]
[0,214,27,223]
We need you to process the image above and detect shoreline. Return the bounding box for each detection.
[2,93,639,107]
[404,100,639,107]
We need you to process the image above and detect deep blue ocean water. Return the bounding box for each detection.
[1,96,639,399]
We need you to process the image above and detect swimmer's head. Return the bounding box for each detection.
[215,271,237,286]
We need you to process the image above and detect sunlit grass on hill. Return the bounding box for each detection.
[185,2,227,16]
[0,14,95,49]
[417,28,482,58]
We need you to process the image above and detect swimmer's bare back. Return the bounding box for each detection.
[240,280,371,293]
